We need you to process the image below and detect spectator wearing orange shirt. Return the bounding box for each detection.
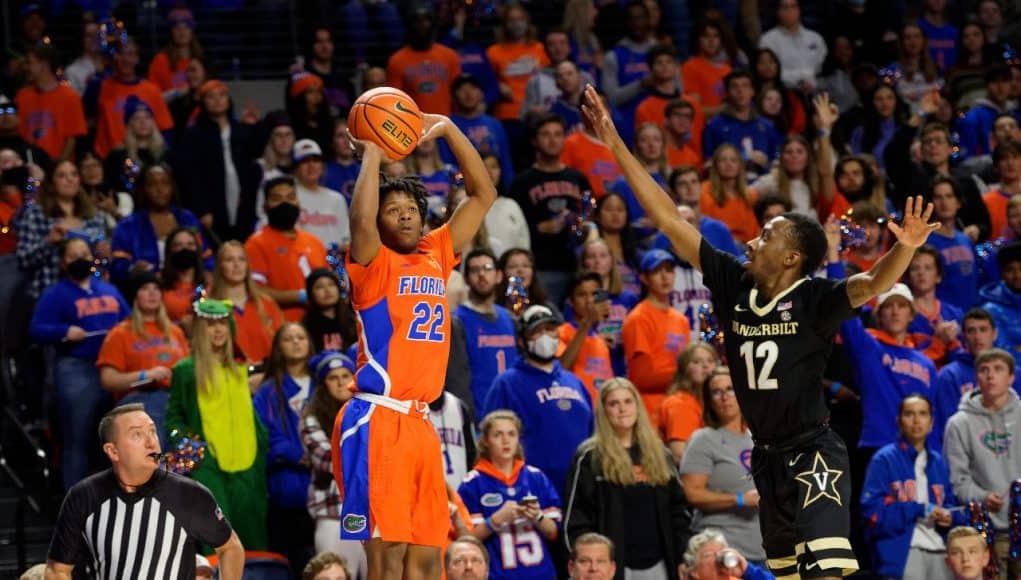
[634,45,705,155]
[986,142,1021,239]
[159,227,207,329]
[623,249,692,427]
[557,271,614,402]
[699,144,760,244]
[244,175,328,322]
[659,343,720,465]
[97,271,189,444]
[209,241,285,367]
[561,123,621,198]
[16,43,86,162]
[682,19,736,116]
[664,99,702,169]
[95,37,174,159]
[386,4,461,115]
[147,7,202,95]
[487,4,550,134]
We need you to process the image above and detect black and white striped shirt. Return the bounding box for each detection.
[49,469,232,579]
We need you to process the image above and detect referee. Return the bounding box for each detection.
[45,404,245,579]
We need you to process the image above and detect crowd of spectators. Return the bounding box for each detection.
[3,0,1021,578]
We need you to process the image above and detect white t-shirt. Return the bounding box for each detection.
[909,450,946,550]
[295,182,350,247]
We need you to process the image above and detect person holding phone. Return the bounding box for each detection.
[622,250,691,427]
[557,270,614,402]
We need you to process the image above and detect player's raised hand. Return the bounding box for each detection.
[346,128,384,160]
[581,84,622,147]
[420,113,454,144]
[888,195,939,248]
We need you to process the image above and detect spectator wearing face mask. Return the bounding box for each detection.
[30,237,130,489]
[244,175,328,321]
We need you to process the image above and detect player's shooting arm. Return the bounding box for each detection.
[580,85,704,270]
[347,138,385,266]
[845,196,938,308]
[429,115,498,252]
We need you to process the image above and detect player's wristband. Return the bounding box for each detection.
[139,370,147,382]
[735,493,744,508]
[828,381,843,397]
[817,128,831,138]
[298,289,308,304]
[485,516,497,532]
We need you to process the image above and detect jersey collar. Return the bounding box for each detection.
[475,458,524,486]
[748,277,809,317]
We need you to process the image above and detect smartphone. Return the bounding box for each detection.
[594,289,609,303]
[521,494,539,507]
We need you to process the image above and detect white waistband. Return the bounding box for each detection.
[353,392,429,416]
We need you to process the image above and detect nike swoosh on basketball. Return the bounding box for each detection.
[788,453,803,467]
[395,101,416,114]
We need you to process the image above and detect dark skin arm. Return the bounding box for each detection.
[580,85,705,270]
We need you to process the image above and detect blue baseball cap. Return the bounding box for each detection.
[639,249,677,273]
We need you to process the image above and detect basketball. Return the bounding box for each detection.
[348,87,423,160]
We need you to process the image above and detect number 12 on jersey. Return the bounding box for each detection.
[739,340,779,390]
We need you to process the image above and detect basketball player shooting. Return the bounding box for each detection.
[580,84,938,579]
[334,108,495,579]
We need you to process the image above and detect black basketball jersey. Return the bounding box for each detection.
[698,240,858,441]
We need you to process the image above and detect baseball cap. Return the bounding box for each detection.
[876,283,914,309]
[293,139,323,163]
[639,249,677,273]
[517,304,560,336]
[125,270,161,305]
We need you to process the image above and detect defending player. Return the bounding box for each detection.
[580,84,938,580]
[334,114,496,580]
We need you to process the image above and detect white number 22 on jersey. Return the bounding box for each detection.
[739,340,779,390]
[498,522,544,569]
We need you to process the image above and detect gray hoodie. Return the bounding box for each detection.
[943,389,1021,529]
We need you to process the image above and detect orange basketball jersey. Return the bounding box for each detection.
[345,225,457,403]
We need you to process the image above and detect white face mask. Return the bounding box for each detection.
[527,333,559,361]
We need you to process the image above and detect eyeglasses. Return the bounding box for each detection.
[467,263,496,275]
[710,387,735,399]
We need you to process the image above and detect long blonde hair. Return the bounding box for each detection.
[774,136,819,206]
[477,410,525,462]
[707,144,751,207]
[562,0,600,55]
[191,316,241,392]
[130,287,174,340]
[124,116,166,163]
[209,241,272,328]
[580,238,623,295]
[633,123,670,178]
[583,377,673,486]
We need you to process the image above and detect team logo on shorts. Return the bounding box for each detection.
[481,493,504,507]
[343,514,368,534]
[793,452,844,508]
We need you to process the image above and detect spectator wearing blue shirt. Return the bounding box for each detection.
[110,163,211,285]
[252,321,315,576]
[861,394,964,579]
[917,0,958,71]
[925,177,979,313]
[321,118,360,202]
[30,237,129,489]
[443,73,514,192]
[484,305,593,491]
[904,245,964,369]
[549,60,587,134]
[956,65,1016,159]
[655,167,744,259]
[701,70,781,176]
[979,241,1021,364]
[454,248,519,411]
[841,284,939,453]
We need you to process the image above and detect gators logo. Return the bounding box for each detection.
[740,449,753,473]
[981,430,1012,455]
[343,514,367,534]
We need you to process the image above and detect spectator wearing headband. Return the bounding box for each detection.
[15,42,87,162]
[166,298,269,551]
[287,72,332,152]
[94,36,173,159]
[30,237,129,489]
[103,96,169,185]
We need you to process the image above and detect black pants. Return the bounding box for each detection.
[751,427,859,579]
[267,503,314,577]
